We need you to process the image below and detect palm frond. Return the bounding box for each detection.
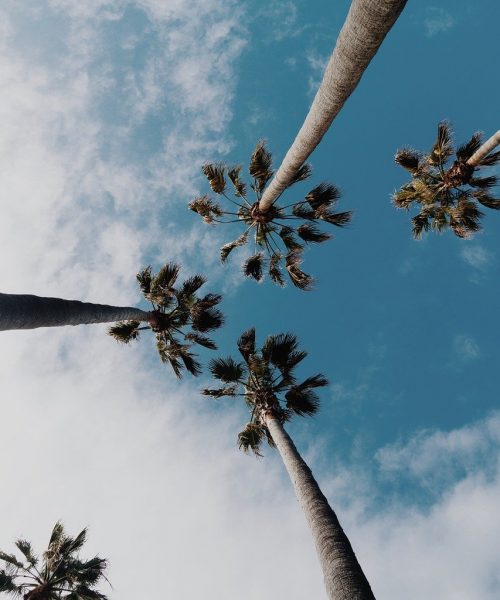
[107,321,141,343]
[394,148,421,173]
[0,571,20,594]
[227,165,247,197]
[297,224,331,243]
[209,357,245,382]
[201,386,238,398]
[317,209,352,227]
[136,266,152,295]
[237,328,256,362]
[456,132,482,162]
[238,423,264,456]
[249,141,273,192]
[243,253,264,282]
[476,149,500,167]
[262,333,301,371]
[285,250,313,291]
[412,213,430,240]
[14,540,37,566]
[297,374,329,389]
[202,163,226,194]
[285,387,320,416]
[179,274,206,298]
[278,227,302,251]
[184,333,217,350]
[288,163,312,186]
[429,121,453,166]
[179,349,202,377]
[469,175,498,189]
[152,262,181,294]
[306,182,341,210]
[0,552,23,569]
[190,306,224,332]
[473,190,500,210]
[292,204,316,220]
[268,253,285,287]
[220,232,248,263]
[188,195,224,224]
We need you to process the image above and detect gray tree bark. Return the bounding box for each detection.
[0,293,151,331]
[265,414,375,600]
[259,0,407,212]
[467,130,500,167]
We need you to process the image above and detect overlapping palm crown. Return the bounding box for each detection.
[189,141,352,290]
[0,522,108,600]
[203,328,328,456]
[394,122,500,239]
[108,262,224,378]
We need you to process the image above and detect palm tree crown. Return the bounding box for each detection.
[0,522,109,600]
[108,262,224,378]
[189,142,351,291]
[203,328,328,454]
[393,122,500,239]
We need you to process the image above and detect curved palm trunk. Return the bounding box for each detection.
[265,414,375,600]
[467,130,500,167]
[259,0,407,212]
[0,293,151,331]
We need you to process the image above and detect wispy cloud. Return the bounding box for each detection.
[461,244,492,270]
[423,7,456,37]
[453,333,481,361]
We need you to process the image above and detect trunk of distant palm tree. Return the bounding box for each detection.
[265,414,375,600]
[259,0,407,212]
[467,130,500,167]
[0,293,151,331]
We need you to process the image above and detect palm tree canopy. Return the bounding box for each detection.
[108,262,224,378]
[202,328,328,455]
[189,142,352,291]
[258,0,408,211]
[0,521,109,600]
[393,122,500,239]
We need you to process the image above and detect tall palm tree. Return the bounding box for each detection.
[108,262,224,377]
[393,122,500,238]
[203,328,375,600]
[0,293,152,331]
[0,521,109,600]
[258,0,408,212]
[189,141,352,290]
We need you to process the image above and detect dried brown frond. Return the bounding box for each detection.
[202,163,226,194]
[428,121,453,166]
[227,165,247,197]
[285,250,313,291]
[249,141,273,192]
[243,253,264,282]
[188,195,223,224]
[297,224,331,244]
[220,232,249,263]
[395,148,421,174]
[268,253,285,287]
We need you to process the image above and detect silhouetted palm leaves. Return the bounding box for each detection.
[108,263,224,378]
[189,141,352,290]
[0,521,109,599]
[394,122,500,238]
[202,328,328,455]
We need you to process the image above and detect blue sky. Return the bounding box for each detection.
[0,1,499,598]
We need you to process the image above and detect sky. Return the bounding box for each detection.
[0,0,499,598]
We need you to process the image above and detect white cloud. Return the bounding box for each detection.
[423,7,456,37]
[461,244,491,270]
[453,333,481,361]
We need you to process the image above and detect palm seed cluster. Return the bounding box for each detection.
[394,122,500,239]
[189,141,352,290]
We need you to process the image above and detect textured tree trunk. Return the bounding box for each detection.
[265,414,375,600]
[0,293,151,331]
[259,0,407,212]
[467,130,500,167]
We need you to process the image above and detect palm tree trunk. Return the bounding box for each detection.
[259,0,407,212]
[265,414,375,600]
[467,130,500,167]
[0,293,151,331]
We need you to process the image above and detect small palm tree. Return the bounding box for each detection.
[203,329,375,600]
[108,262,224,377]
[0,521,109,600]
[394,122,500,239]
[189,142,352,290]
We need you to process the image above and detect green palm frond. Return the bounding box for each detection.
[108,321,141,343]
[237,328,256,362]
[152,262,180,293]
[189,142,350,290]
[202,163,226,194]
[285,386,320,416]
[14,541,37,566]
[395,123,500,238]
[179,274,207,298]
[209,357,245,382]
[184,333,217,350]
[136,266,152,295]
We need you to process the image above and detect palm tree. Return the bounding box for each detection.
[203,329,375,600]
[108,262,224,377]
[258,0,408,212]
[0,293,152,331]
[0,521,109,600]
[393,122,500,238]
[189,141,352,290]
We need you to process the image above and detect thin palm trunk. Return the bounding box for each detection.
[0,293,151,331]
[265,414,375,600]
[467,130,500,167]
[259,0,407,212]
